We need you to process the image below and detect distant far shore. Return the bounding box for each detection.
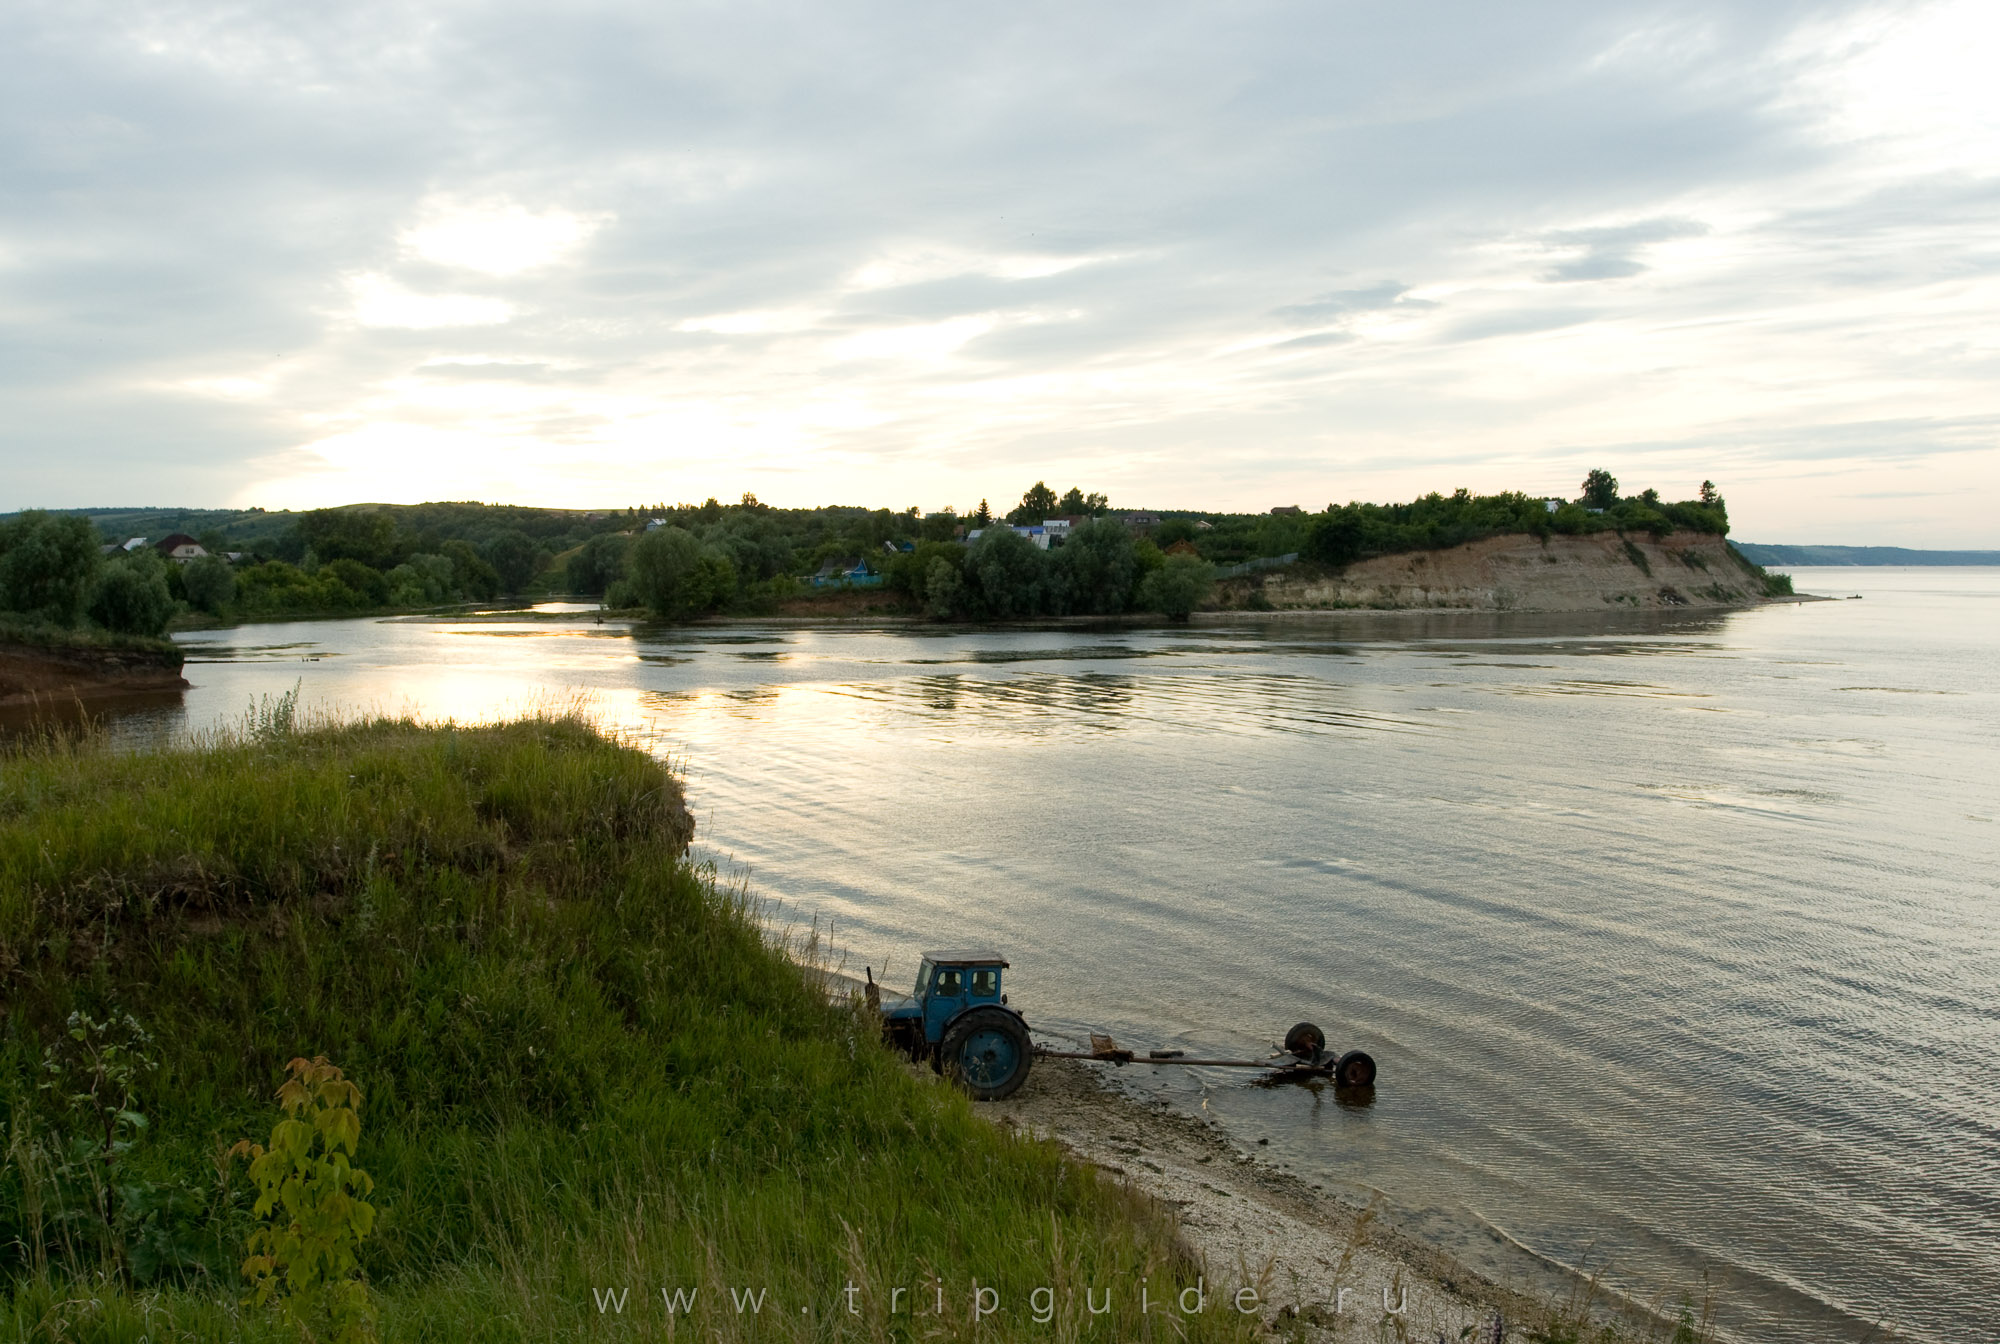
[1734,543,2000,566]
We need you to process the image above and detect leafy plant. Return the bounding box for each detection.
[36,1009,157,1281]
[231,1057,378,1344]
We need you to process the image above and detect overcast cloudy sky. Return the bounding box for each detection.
[3,1,1996,542]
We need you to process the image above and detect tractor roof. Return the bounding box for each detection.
[923,950,1009,967]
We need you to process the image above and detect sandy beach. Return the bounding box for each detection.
[984,1056,1539,1342]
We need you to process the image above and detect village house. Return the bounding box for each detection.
[152,533,209,563]
[810,556,882,588]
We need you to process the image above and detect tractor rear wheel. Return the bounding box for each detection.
[1333,1050,1376,1088]
[942,1009,1033,1100]
[1284,1022,1326,1061]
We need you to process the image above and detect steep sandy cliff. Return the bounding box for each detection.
[0,639,189,705]
[1224,531,1765,612]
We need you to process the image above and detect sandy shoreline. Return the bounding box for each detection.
[982,1056,1539,1341]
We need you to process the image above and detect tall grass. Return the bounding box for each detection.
[1,712,1248,1342]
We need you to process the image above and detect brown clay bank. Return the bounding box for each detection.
[1219,531,1769,613]
[0,638,189,706]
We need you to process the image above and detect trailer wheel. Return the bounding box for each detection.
[942,1009,1033,1100]
[1284,1022,1326,1061]
[1334,1050,1376,1088]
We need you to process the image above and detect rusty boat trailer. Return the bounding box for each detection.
[1033,1025,1378,1089]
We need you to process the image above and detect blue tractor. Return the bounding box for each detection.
[872,951,1033,1100]
[865,951,1378,1100]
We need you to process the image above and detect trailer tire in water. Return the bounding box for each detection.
[943,1009,1033,1100]
[1284,1022,1326,1060]
[1334,1050,1376,1088]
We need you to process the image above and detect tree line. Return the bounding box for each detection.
[2,471,1735,633]
[1301,475,1728,568]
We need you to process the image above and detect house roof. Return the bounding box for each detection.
[154,532,201,552]
[922,950,1009,967]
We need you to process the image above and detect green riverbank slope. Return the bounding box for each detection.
[0,714,1243,1343]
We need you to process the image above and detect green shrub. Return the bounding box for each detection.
[1138,552,1213,620]
[182,553,238,614]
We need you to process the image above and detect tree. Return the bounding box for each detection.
[88,553,175,636]
[565,533,630,596]
[182,553,237,614]
[923,557,962,620]
[971,499,993,527]
[323,558,389,607]
[919,507,960,543]
[1050,519,1140,614]
[484,530,539,595]
[440,541,499,601]
[1304,506,1366,567]
[1580,469,1619,510]
[299,509,400,568]
[0,510,102,627]
[1137,552,1212,621]
[1054,486,1109,516]
[627,525,727,621]
[1008,481,1060,524]
[385,553,457,606]
[1699,480,1719,506]
[966,526,1050,619]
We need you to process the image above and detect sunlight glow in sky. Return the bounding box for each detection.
[2,0,1996,542]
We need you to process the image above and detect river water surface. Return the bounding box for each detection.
[43,568,2000,1342]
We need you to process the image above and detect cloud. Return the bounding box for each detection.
[1,0,1996,544]
[401,199,608,275]
[1273,283,1427,324]
[1537,218,1711,282]
[345,275,514,329]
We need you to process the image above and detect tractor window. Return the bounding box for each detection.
[934,968,964,997]
[970,969,999,997]
[915,960,933,996]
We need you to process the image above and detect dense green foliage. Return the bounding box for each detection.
[0,513,101,626]
[0,715,1243,1342]
[1137,553,1214,621]
[1302,480,1730,569]
[7,471,1761,630]
[884,520,1184,620]
[0,512,179,640]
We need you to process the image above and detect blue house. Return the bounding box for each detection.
[810,556,883,588]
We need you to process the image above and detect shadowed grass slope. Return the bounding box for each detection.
[0,715,1249,1343]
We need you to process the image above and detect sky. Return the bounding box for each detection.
[2,1,1996,544]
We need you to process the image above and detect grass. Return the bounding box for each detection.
[0,617,180,660]
[0,710,1247,1343]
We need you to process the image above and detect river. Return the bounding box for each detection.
[36,567,2000,1342]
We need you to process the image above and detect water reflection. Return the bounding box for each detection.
[9,574,1998,1344]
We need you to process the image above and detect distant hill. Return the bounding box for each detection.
[1736,543,2000,566]
[0,505,299,545]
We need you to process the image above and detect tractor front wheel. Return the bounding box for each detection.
[942,1009,1033,1100]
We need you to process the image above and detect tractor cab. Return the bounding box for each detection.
[874,951,1031,1100]
[909,951,1007,1042]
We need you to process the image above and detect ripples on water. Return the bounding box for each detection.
[18,570,1998,1343]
